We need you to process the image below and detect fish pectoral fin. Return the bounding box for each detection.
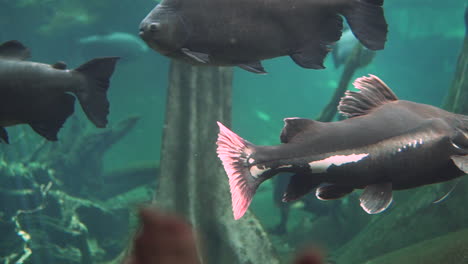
[0,40,31,60]
[359,182,393,214]
[238,61,267,74]
[316,184,354,200]
[0,127,9,144]
[181,48,210,63]
[290,44,328,69]
[432,178,461,204]
[451,155,468,174]
[52,61,67,70]
[282,173,321,202]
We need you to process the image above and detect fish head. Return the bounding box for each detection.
[139,4,188,56]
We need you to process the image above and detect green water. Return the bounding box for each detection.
[0,0,467,263]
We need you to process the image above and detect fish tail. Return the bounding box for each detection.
[216,121,261,220]
[74,57,119,128]
[341,0,388,50]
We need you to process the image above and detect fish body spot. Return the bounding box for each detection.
[308,153,369,173]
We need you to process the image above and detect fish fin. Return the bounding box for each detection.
[290,44,328,69]
[0,40,31,60]
[359,182,393,214]
[316,184,354,201]
[341,0,387,50]
[28,94,76,141]
[74,57,119,128]
[280,118,321,143]
[282,173,322,202]
[216,121,263,220]
[433,178,460,204]
[181,48,210,63]
[52,61,67,70]
[338,75,398,118]
[451,155,468,174]
[0,127,9,144]
[238,62,267,74]
[291,14,343,69]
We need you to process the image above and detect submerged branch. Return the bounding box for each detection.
[316,44,375,122]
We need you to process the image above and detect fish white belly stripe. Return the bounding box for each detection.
[249,165,269,178]
[309,153,369,173]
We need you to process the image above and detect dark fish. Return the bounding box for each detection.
[0,40,119,143]
[217,75,468,220]
[139,0,388,74]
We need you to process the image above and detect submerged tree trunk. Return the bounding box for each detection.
[156,60,279,264]
[443,34,468,114]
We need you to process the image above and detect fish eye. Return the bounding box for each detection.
[149,23,161,32]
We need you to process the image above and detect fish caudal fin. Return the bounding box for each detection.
[74,57,119,128]
[342,0,388,50]
[216,121,261,220]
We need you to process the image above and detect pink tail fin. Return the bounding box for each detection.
[216,121,260,220]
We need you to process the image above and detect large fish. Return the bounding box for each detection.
[217,75,468,220]
[78,32,149,61]
[139,0,388,74]
[0,40,119,143]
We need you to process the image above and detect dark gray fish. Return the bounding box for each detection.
[139,0,388,73]
[0,40,119,143]
[217,75,468,219]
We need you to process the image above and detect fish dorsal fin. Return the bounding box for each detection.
[0,127,9,144]
[0,40,31,60]
[52,61,67,70]
[280,118,320,143]
[338,75,398,118]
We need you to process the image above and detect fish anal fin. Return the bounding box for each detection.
[451,155,468,174]
[0,127,9,144]
[28,94,76,141]
[0,40,31,60]
[280,118,320,143]
[290,14,343,69]
[316,184,354,201]
[181,48,209,63]
[339,75,398,118]
[290,44,328,69]
[282,173,321,202]
[238,61,267,74]
[359,182,393,214]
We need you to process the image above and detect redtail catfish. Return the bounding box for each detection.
[139,0,388,74]
[0,40,119,143]
[217,75,468,220]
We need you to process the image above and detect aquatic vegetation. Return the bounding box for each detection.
[0,117,158,263]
